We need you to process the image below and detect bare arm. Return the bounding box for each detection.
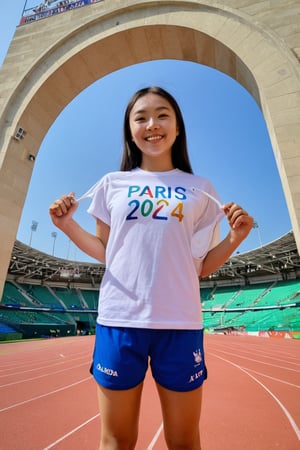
[200,202,253,278]
[49,193,110,263]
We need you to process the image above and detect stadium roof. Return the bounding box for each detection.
[8,241,105,286]
[7,231,300,286]
[212,231,300,281]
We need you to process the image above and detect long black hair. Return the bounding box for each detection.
[120,86,193,173]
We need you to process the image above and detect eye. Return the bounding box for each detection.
[135,116,145,122]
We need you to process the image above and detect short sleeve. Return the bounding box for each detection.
[191,179,224,261]
[87,176,110,225]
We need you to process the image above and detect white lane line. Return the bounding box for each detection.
[0,376,91,413]
[211,343,300,366]
[0,361,89,388]
[43,413,100,449]
[212,348,300,372]
[43,414,164,449]
[211,353,300,441]
[240,367,300,388]
[0,353,89,378]
[147,423,164,450]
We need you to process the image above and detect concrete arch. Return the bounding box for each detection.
[0,0,299,296]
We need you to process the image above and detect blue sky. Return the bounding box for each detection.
[1,1,292,262]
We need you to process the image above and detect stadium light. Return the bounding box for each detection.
[51,231,57,256]
[253,221,263,248]
[29,220,38,247]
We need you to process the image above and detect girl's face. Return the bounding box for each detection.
[129,93,179,171]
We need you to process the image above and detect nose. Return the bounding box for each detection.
[146,117,159,130]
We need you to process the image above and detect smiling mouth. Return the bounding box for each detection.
[146,135,163,142]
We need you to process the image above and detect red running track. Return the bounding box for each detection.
[0,334,299,449]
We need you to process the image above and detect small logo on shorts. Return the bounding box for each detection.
[193,349,202,367]
[96,363,118,377]
[189,370,204,383]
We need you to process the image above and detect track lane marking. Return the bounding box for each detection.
[0,376,91,413]
[0,353,89,378]
[0,361,89,388]
[239,367,300,388]
[43,413,100,449]
[211,343,300,366]
[43,416,164,449]
[211,348,300,372]
[211,353,300,441]
[147,423,163,450]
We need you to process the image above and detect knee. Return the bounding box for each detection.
[100,432,138,450]
[164,430,201,450]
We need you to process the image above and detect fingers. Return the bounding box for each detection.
[223,202,254,230]
[49,192,76,217]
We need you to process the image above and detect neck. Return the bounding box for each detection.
[140,156,174,172]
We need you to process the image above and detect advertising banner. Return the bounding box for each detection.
[20,0,104,25]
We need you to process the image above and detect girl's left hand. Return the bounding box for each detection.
[222,202,254,240]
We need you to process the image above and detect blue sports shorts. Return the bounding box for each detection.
[90,324,207,392]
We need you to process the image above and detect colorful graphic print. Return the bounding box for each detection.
[126,185,187,222]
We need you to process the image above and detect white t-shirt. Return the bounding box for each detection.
[87,168,224,329]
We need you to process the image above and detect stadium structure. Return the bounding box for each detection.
[0,1,300,340]
[1,232,299,340]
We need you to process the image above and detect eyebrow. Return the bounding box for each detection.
[133,105,171,116]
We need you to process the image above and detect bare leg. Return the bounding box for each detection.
[97,382,143,450]
[156,383,203,450]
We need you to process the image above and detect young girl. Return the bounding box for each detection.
[49,86,253,449]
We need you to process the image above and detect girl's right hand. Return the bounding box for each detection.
[49,192,78,228]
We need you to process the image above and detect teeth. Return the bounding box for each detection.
[147,136,162,141]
